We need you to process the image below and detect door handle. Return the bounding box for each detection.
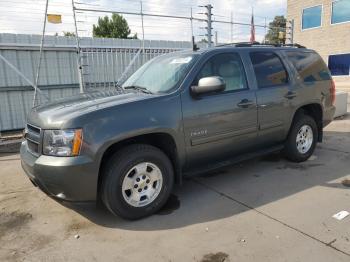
[284,91,297,99]
[237,99,254,108]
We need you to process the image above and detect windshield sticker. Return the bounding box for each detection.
[170,57,192,64]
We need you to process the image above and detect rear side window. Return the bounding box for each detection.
[250,52,288,88]
[286,51,331,82]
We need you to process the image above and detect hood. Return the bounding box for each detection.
[28,89,152,128]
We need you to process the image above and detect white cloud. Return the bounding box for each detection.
[0,0,286,43]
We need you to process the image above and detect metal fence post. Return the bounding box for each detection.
[140,1,145,53]
[72,0,84,93]
[33,0,49,107]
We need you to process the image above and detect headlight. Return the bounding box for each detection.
[43,129,83,156]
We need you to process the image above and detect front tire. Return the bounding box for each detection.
[283,114,318,163]
[102,144,174,220]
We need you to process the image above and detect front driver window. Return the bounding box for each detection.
[195,53,248,92]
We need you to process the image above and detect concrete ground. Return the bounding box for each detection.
[0,114,350,262]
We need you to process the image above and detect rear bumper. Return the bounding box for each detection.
[323,105,336,127]
[20,141,98,202]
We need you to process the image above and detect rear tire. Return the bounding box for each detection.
[101,144,174,220]
[283,113,318,163]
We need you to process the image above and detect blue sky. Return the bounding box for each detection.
[0,0,286,43]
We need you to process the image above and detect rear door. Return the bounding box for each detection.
[181,51,258,168]
[249,51,295,146]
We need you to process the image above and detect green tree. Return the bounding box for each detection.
[63,31,75,37]
[131,32,138,39]
[265,15,287,44]
[93,14,136,39]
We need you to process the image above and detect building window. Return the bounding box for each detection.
[331,0,350,24]
[302,5,322,29]
[328,54,350,76]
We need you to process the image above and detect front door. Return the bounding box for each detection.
[181,52,258,169]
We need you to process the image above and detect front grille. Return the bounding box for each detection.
[27,140,39,153]
[25,124,41,155]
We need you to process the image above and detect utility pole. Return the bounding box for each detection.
[190,7,194,43]
[215,31,218,46]
[264,17,267,44]
[290,19,294,44]
[199,4,213,48]
[230,11,233,43]
[206,4,213,47]
[285,19,294,44]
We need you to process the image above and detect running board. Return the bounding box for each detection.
[183,144,284,177]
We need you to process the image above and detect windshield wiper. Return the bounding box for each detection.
[123,85,153,94]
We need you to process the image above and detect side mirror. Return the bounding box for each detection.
[191,76,226,95]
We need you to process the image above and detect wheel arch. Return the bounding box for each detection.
[289,103,323,142]
[97,132,182,200]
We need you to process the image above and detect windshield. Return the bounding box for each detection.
[122,53,198,94]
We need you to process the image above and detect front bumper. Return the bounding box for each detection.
[20,141,98,202]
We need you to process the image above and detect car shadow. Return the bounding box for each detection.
[61,129,350,231]
[0,152,21,159]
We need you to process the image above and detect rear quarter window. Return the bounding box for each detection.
[250,52,288,89]
[286,51,331,83]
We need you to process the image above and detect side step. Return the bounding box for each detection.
[183,144,284,177]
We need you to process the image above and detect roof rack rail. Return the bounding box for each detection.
[216,42,306,49]
[282,43,306,48]
[216,41,259,47]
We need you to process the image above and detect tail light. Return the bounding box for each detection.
[330,79,336,106]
